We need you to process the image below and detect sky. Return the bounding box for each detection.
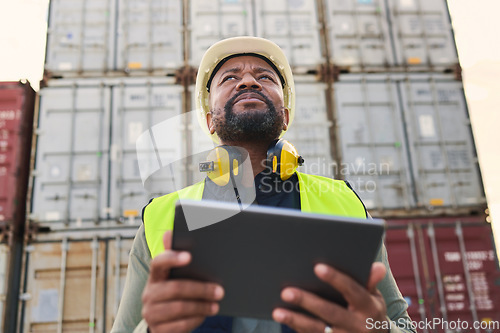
[0,0,499,251]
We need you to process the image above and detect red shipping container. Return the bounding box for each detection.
[385,217,500,333]
[0,82,35,224]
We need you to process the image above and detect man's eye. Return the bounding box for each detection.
[259,75,274,81]
[222,76,237,83]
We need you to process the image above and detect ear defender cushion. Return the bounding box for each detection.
[200,146,244,186]
[267,139,303,181]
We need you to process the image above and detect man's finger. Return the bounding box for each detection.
[143,300,219,324]
[367,262,386,292]
[149,316,207,333]
[272,308,326,333]
[279,287,350,327]
[149,250,191,282]
[314,264,371,311]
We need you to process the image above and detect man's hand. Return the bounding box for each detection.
[272,262,390,333]
[141,231,225,333]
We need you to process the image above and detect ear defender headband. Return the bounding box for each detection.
[199,140,304,185]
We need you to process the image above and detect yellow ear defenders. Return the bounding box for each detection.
[199,140,304,185]
[199,146,246,187]
[267,139,304,181]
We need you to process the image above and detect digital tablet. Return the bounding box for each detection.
[170,199,385,320]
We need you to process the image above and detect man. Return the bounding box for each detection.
[111,36,415,333]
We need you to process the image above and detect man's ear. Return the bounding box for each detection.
[283,108,290,131]
[206,112,215,134]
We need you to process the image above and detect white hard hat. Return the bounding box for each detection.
[195,36,295,143]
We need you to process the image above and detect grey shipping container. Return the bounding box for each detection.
[188,0,254,67]
[18,235,134,332]
[31,77,205,230]
[254,0,324,70]
[387,0,459,70]
[44,0,184,77]
[115,0,184,74]
[323,0,458,71]
[44,0,116,76]
[334,73,486,217]
[323,0,395,70]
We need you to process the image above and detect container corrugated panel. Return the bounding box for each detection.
[284,79,334,178]
[189,0,254,67]
[388,0,459,70]
[115,0,184,74]
[254,0,324,71]
[334,73,486,216]
[0,82,36,223]
[0,244,8,332]
[20,236,134,332]
[385,218,500,331]
[31,79,111,227]
[110,77,184,222]
[45,0,116,76]
[324,0,394,70]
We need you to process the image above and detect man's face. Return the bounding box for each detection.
[207,56,289,144]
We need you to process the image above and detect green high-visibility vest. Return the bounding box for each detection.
[144,172,367,258]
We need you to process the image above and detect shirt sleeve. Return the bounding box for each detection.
[376,243,417,333]
[111,225,151,333]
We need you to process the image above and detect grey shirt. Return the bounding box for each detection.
[111,225,416,333]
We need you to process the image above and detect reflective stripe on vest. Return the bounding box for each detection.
[144,172,366,258]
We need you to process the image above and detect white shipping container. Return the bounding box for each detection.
[110,77,184,222]
[285,80,334,178]
[324,0,394,70]
[45,0,116,75]
[334,73,486,215]
[254,0,324,70]
[388,0,459,69]
[32,80,112,227]
[189,0,254,67]
[115,0,184,73]
[20,236,134,332]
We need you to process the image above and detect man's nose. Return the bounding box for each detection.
[236,73,262,91]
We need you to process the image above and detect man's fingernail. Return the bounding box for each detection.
[282,289,295,302]
[316,264,330,275]
[177,252,190,262]
[214,286,224,299]
[211,303,219,314]
[273,310,286,321]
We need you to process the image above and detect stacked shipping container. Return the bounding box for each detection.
[16,0,497,331]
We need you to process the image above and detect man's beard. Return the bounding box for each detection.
[211,90,285,144]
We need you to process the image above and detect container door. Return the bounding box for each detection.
[334,74,415,211]
[45,0,115,75]
[324,0,394,70]
[285,80,333,178]
[254,0,324,69]
[32,81,111,227]
[116,0,184,74]
[398,74,486,211]
[110,78,184,223]
[22,238,106,332]
[189,0,254,67]
[387,0,458,70]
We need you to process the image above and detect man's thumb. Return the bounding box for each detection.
[163,230,172,251]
